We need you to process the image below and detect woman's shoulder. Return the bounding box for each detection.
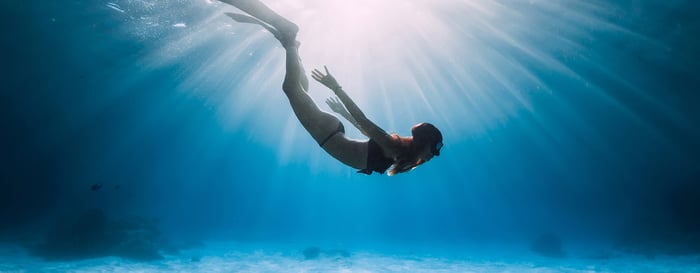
[378,134,409,158]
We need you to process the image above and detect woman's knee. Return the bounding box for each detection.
[282,79,301,95]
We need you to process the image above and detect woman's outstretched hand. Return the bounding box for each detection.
[312,66,341,91]
[325,97,349,115]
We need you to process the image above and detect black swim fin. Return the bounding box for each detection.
[225,12,279,36]
[224,12,300,49]
[225,12,261,24]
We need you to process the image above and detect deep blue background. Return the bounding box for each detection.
[1,0,699,259]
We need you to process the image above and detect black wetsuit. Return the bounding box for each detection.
[358,139,394,175]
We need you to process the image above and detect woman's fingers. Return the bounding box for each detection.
[312,67,335,88]
[311,69,325,81]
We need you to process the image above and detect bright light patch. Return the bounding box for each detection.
[108,0,671,171]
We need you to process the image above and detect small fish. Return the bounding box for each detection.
[91,184,103,191]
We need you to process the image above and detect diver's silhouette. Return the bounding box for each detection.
[219,0,443,175]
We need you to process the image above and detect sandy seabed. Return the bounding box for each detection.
[1,242,698,273]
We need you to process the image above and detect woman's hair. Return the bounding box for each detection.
[387,135,417,176]
[387,123,443,176]
[411,123,443,150]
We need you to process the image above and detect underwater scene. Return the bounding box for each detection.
[1,0,699,272]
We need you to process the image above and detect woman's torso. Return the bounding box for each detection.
[322,134,394,174]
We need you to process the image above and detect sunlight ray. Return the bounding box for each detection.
[102,0,689,170]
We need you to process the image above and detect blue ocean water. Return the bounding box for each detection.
[1,0,699,272]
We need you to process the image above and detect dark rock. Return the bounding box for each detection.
[302,247,321,260]
[30,209,166,261]
[530,232,566,258]
[302,246,350,260]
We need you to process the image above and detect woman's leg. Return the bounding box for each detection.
[221,1,332,141]
[220,1,367,167]
[284,45,367,168]
[282,45,340,145]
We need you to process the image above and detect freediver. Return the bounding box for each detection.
[219,0,443,175]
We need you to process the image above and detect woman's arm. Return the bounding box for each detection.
[312,66,398,155]
[325,97,368,137]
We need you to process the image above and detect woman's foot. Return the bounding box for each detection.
[274,20,299,49]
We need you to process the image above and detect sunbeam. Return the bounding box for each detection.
[102,0,697,172]
[4,1,700,269]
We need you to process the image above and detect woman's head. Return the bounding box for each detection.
[387,123,443,176]
[411,122,443,156]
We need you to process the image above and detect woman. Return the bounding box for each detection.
[220,0,443,175]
